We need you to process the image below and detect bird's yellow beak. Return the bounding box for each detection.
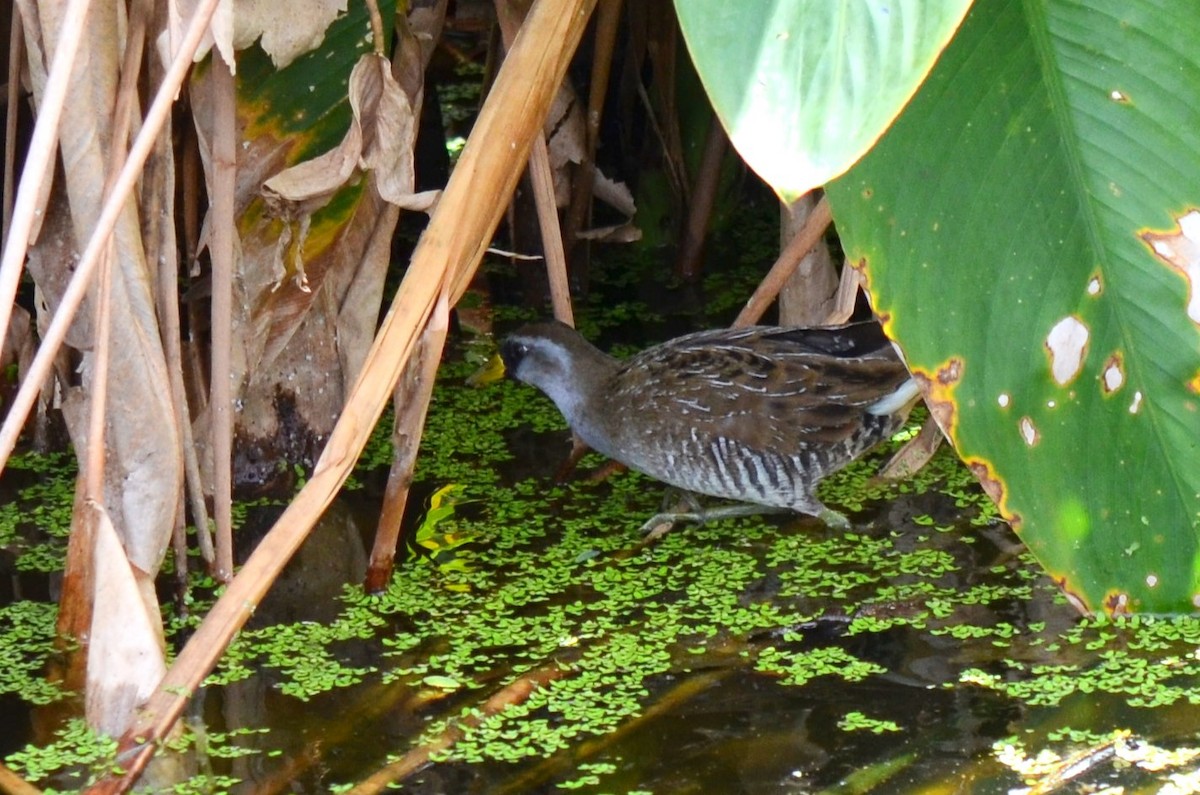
[467,352,506,387]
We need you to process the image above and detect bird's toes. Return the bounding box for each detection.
[818,507,851,531]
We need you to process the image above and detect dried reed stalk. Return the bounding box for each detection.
[364,292,449,591]
[563,0,621,251]
[3,6,25,239]
[209,55,237,581]
[496,0,573,325]
[733,193,832,328]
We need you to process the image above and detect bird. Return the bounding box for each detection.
[499,319,920,531]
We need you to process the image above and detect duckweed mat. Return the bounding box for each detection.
[4,345,1200,793]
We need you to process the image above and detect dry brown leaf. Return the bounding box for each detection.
[592,170,636,218]
[172,0,347,71]
[262,53,438,215]
[190,49,414,465]
[335,2,447,386]
[260,126,361,207]
[23,0,183,574]
[541,81,633,226]
[354,54,426,209]
[579,169,638,241]
[1,306,36,388]
[576,222,641,243]
[85,500,167,737]
[877,415,944,481]
[545,83,587,205]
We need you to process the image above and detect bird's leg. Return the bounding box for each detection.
[640,496,790,536]
[640,485,854,536]
[792,487,851,532]
[640,490,698,537]
[553,435,629,484]
[660,487,698,513]
[552,434,591,482]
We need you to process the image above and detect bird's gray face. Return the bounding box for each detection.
[500,334,574,395]
[499,322,612,431]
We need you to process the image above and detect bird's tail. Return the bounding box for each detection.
[866,378,921,416]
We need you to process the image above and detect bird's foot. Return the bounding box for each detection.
[639,495,850,538]
[640,502,791,538]
[639,491,707,538]
[640,510,705,538]
[817,507,851,531]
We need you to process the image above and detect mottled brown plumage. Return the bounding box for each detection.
[500,320,918,529]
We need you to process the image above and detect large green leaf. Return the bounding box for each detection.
[827,1,1200,613]
[675,0,972,200]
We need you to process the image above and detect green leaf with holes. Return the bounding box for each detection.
[675,0,972,201]
[826,0,1200,613]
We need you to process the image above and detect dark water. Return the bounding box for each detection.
[4,376,1200,793]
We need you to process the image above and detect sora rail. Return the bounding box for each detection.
[500,320,919,530]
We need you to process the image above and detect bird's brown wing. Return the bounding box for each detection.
[609,324,912,450]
